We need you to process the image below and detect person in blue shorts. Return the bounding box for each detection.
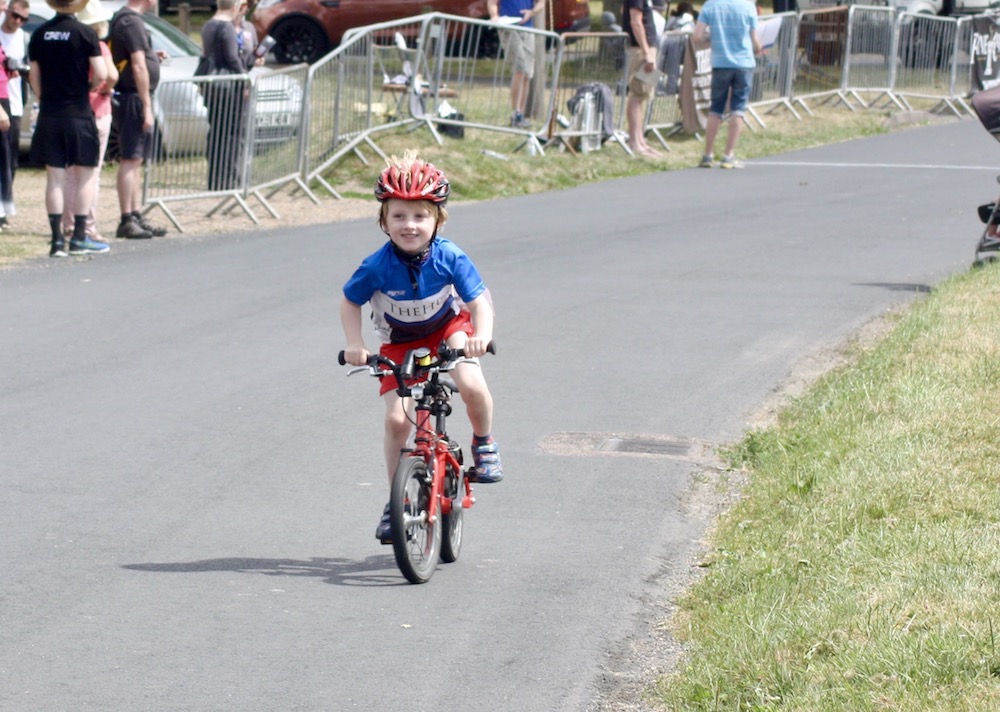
[340,151,503,544]
[693,0,762,169]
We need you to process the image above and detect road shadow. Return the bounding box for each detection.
[123,555,407,587]
[854,282,933,293]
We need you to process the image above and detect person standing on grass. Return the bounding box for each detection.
[61,0,118,243]
[0,0,27,220]
[623,0,662,159]
[110,0,167,239]
[693,0,762,169]
[487,0,544,129]
[28,0,108,258]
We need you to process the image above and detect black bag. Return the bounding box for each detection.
[439,112,465,139]
[194,55,214,77]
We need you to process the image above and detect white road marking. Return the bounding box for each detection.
[752,161,999,171]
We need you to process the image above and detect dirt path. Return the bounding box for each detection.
[2,166,373,265]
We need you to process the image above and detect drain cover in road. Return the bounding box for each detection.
[538,432,716,464]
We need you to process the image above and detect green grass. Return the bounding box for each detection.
[309,105,890,202]
[654,265,1000,710]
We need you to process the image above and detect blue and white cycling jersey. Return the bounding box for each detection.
[343,237,487,344]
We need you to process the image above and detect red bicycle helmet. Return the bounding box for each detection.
[375,155,450,205]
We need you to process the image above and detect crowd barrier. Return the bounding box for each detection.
[303,17,440,198]
[144,67,312,231]
[141,8,984,222]
[415,15,559,155]
[646,29,688,146]
[546,31,630,154]
[752,12,800,119]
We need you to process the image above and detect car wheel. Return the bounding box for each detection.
[271,17,329,64]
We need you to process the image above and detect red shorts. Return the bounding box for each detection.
[377,311,475,396]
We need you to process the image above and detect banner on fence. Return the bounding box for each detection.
[971,15,1000,90]
[680,37,711,133]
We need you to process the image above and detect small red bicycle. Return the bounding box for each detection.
[339,343,495,584]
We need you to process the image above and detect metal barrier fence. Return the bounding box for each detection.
[842,5,901,109]
[245,63,317,214]
[140,7,989,225]
[145,73,254,230]
[892,11,963,115]
[646,30,688,146]
[416,15,560,155]
[793,6,850,112]
[143,67,314,231]
[547,31,630,154]
[304,17,434,198]
[752,12,800,119]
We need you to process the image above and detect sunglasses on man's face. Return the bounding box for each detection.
[9,11,28,21]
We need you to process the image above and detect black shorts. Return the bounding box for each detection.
[115,91,153,161]
[29,114,99,168]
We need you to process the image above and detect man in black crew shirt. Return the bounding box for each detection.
[110,0,167,238]
[28,0,109,257]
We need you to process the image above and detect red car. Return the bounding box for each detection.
[253,0,592,64]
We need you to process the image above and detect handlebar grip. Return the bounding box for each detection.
[338,350,347,366]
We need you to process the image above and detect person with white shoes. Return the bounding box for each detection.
[0,0,26,220]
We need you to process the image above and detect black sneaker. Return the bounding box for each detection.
[69,237,110,255]
[116,218,153,239]
[50,240,68,258]
[375,502,392,544]
[135,214,167,237]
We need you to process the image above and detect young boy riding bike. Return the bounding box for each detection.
[339,151,503,544]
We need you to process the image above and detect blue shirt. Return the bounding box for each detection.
[343,237,487,344]
[498,0,537,28]
[699,0,758,69]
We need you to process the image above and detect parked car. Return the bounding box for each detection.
[252,0,591,65]
[22,1,302,159]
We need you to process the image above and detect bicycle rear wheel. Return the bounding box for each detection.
[440,462,464,563]
[390,456,441,584]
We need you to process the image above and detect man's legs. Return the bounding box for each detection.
[625,48,661,158]
[511,71,528,115]
[45,165,66,229]
[724,114,743,157]
[703,113,722,158]
[117,157,142,215]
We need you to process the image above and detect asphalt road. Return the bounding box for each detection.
[1,118,992,710]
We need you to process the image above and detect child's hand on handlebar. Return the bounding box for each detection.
[342,345,370,366]
[462,336,491,358]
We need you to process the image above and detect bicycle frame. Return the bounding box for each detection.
[339,342,494,583]
[407,377,475,527]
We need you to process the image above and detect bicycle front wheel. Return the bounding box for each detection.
[439,462,464,563]
[390,456,441,584]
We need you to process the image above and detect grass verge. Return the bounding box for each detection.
[654,263,1000,710]
[311,105,891,202]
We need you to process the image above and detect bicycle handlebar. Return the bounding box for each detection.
[337,342,496,369]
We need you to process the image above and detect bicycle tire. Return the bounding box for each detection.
[439,462,464,563]
[390,456,440,584]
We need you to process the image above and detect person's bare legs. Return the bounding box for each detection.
[383,392,413,485]
[703,113,722,159]
[723,114,743,158]
[626,96,661,158]
[44,166,66,217]
[511,71,529,115]
[117,157,142,215]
